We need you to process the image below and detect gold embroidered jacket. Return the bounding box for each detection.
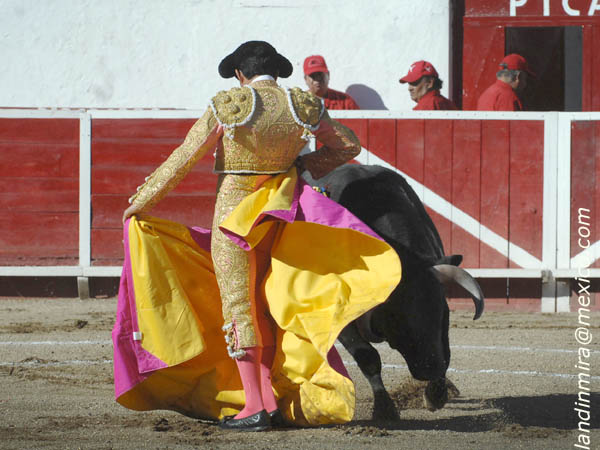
[129,79,361,211]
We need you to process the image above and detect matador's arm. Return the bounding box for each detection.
[124,109,221,218]
[299,110,361,180]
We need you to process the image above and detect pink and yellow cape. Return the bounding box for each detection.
[112,168,401,426]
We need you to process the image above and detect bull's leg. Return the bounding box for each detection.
[338,323,400,421]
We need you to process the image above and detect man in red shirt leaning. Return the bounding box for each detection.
[303,55,360,110]
[477,54,535,111]
[399,60,457,110]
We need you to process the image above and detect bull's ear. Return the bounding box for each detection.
[435,255,463,266]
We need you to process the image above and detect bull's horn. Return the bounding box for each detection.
[431,264,485,320]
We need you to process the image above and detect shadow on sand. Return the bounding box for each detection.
[351,393,599,433]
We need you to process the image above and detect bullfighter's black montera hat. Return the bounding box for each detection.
[218,40,293,79]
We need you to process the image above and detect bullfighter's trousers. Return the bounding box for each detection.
[211,173,272,358]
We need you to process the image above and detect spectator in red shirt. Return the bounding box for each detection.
[303,55,360,110]
[477,54,535,111]
[399,60,457,110]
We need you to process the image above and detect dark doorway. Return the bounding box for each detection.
[505,27,582,111]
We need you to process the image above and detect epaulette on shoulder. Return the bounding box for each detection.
[286,87,325,131]
[210,86,256,128]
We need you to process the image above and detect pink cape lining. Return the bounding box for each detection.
[220,178,383,251]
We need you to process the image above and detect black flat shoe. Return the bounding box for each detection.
[218,414,235,424]
[268,409,285,427]
[219,410,270,432]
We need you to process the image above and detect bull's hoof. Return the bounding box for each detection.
[372,393,400,422]
[423,378,448,411]
[372,406,400,422]
[446,378,461,398]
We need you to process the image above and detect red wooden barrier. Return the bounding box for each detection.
[0,118,79,265]
[340,118,545,269]
[339,117,546,311]
[3,114,598,311]
[85,117,543,270]
[90,119,216,266]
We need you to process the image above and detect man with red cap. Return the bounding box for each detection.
[303,55,360,110]
[399,60,457,110]
[477,54,535,111]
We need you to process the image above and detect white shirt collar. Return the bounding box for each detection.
[251,75,275,83]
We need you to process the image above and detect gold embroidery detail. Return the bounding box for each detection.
[211,86,255,127]
[213,81,309,174]
[211,174,264,352]
[288,87,323,128]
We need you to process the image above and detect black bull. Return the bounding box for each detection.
[311,164,485,421]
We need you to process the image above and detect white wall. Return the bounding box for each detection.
[1,0,450,111]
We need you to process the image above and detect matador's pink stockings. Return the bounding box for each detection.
[234,347,263,419]
[259,346,278,413]
[234,346,278,419]
[234,303,278,419]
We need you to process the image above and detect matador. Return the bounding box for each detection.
[118,41,401,431]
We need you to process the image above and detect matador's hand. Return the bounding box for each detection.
[122,204,141,224]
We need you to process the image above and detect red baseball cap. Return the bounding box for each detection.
[499,54,536,78]
[304,55,329,75]
[399,60,439,83]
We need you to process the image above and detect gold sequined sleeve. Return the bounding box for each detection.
[128,109,221,211]
[300,111,361,180]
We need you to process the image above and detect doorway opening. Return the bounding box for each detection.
[505,26,582,111]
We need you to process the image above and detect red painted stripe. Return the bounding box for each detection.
[92,119,197,139]
[0,143,78,178]
[92,141,188,167]
[0,119,79,142]
[480,121,509,268]
[92,162,216,195]
[367,119,396,167]
[91,194,216,229]
[451,120,481,267]
[423,120,453,251]
[0,119,79,265]
[426,208,451,258]
[0,178,78,212]
[91,229,123,264]
[0,212,78,257]
[509,121,544,266]
[462,24,505,110]
[396,119,424,184]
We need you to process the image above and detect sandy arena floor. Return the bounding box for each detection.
[0,297,598,449]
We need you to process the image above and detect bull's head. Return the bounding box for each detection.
[371,268,451,381]
[359,255,484,410]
